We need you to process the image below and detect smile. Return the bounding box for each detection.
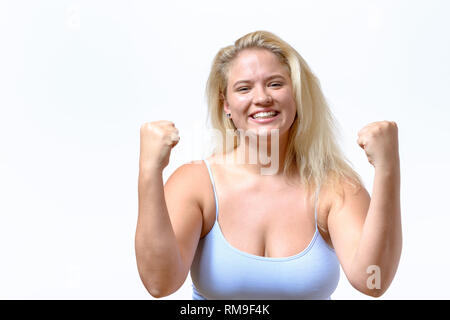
[249,111,280,123]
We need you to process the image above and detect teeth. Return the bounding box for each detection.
[252,111,278,119]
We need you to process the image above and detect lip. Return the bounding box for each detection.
[249,109,279,118]
[249,112,280,124]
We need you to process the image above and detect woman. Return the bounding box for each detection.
[135,31,402,300]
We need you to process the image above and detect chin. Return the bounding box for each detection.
[243,126,287,138]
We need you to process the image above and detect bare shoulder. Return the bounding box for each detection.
[164,160,210,211]
[318,173,367,209]
[329,176,370,215]
[165,160,207,183]
[323,175,371,244]
[316,175,369,248]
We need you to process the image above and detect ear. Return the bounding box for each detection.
[222,93,231,114]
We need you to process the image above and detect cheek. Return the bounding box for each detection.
[235,95,251,104]
[289,100,298,116]
[280,94,297,115]
[229,95,251,112]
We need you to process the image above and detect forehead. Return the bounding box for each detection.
[228,48,289,79]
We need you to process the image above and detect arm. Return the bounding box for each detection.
[135,169,184,298]
[352,165,401,296]
[328,120,402,297]
[135,164,204,298]
[135,121,203,298]
[328,165,402,297]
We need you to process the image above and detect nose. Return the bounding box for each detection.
[253,86,273,105]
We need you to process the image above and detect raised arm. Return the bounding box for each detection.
[135,121,203,298]
[328,121,402,297]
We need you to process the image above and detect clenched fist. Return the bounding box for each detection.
[357,120,399,170]
[139,121,180,173]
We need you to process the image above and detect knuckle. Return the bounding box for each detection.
[160,120,175,127]
[140,123,151,134]
[142,121,158,130]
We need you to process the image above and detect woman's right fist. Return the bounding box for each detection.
[139,121,180,173]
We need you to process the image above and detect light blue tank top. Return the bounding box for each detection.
[190,159,340,300]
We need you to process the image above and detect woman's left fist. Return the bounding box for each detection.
[357,120,399,169]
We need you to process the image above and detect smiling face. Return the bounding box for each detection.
[223,48,297,137]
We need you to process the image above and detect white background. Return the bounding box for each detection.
[1,0,449,299]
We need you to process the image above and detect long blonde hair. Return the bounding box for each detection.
[205,30,365,203]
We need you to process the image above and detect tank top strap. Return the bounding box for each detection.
[203,159,219,221]
[314,183,321,231]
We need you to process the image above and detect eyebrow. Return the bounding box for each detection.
[232,74,286,88]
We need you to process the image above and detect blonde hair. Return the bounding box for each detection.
[205,30,365,204]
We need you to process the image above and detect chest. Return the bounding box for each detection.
[200,178,333,258]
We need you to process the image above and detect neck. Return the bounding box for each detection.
[229,129,289,176]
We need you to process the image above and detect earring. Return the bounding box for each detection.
[226,113,231,118]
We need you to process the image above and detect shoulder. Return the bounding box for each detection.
[165,159,209,188]
[316,174,369,226]
[319,171,366,206]
[168,160,208,177]
[164,160,210,209]
[326,175,370,221]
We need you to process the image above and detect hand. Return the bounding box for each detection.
[139,120,180,173]
[357,120,399,170]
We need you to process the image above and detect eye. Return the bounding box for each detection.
[270,82,282,87]
[237,87,249,92]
